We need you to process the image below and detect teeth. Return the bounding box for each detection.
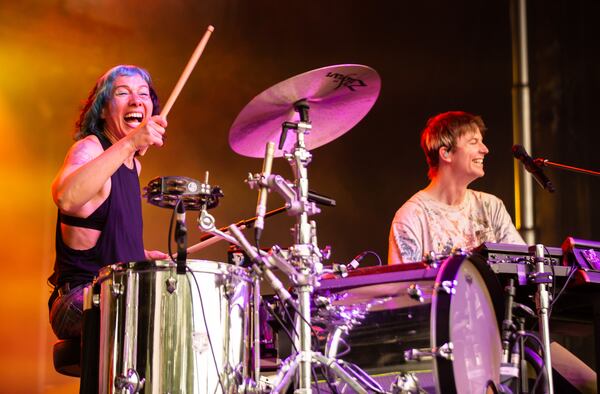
[124,112,143,122]
[473,159,484,164]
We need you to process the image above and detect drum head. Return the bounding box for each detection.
[431,253,503,394]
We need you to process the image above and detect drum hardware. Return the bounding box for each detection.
[328,359,387,393]
[114,368,144,392]
[391,372,427,394]
[407,284,424,303]
[110,282,123,297]
[164,276,177,294]
[436,279,457,295]
[164,64,381,393]
[404,342,454,363]
[247,172,321,218]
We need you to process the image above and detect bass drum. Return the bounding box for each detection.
[430,253,504,393]
[314,253,504,394]
[95,259,253,393]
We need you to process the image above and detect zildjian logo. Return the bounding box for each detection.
[326,72,367,91]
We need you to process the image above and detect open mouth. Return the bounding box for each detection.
[473,158,484,165]
[124,112,144,126]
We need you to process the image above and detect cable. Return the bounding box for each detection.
[278,297,324,394]
[549,262,578,316]
[355,250,383,266]
[271,299,329,394]
[365,250,383,266]
[516,332,547,393]
[543,245,558,302]
[264,299,298,354]
[185,265,226,394]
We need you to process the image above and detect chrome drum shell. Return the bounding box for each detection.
[96,260,252,393]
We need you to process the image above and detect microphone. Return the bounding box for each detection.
[175,201,187,274]
[307,190,336,207]
[512,144,555,192]
[332,252,368,278]
[255,141,275,241]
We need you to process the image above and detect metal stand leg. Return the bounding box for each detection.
[270,351,369,394]
[531,244,554,394]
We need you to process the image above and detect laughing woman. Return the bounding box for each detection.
[48,65,168,339]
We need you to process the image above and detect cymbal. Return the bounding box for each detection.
[229,64,381,158]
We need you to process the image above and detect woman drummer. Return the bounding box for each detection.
[48,65,168,340]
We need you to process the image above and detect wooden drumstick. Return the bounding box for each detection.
[160,25,215,118]
[186,224,248,255]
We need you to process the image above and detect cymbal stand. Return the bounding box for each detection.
[241,101,371,394]
[529,244,554,394]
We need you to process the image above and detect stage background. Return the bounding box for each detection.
[0,0,598,392]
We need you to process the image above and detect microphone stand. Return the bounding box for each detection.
[529,244,554,394]
[534,158,600,177]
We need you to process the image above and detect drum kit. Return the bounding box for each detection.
[83,64,554,394]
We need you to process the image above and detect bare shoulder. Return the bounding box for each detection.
[65,135,103,166]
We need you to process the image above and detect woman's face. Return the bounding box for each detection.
[102,74,153,140]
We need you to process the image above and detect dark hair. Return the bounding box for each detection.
[420,111,486,179]
[74,65,160,140]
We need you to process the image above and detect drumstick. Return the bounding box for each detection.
[186,224,248,254]
[160,25,215,118]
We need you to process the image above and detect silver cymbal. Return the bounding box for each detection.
[229,64,381,158]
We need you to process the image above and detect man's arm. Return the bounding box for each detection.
[388,203,425,264]
[491,196,526,245]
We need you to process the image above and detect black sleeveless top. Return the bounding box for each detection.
[49,135,145,289]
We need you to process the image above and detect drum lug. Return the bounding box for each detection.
[111,282,123,297]
[92,293,100,307]
[437,342,453,361]
[437,280,457,295]
[165,276,177,293]
[114,368,145,393]
[407,283,425,302]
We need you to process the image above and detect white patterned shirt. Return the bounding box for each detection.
[388,189,525,264]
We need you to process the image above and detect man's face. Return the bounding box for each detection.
[447,127,489,182]
[102,74,153,139]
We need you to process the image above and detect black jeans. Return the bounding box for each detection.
[49,283,88,339]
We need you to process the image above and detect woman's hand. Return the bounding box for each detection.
[145,249,169,260]
[128,115,167,156]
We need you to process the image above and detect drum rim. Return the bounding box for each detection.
[431,253,503,394]
[95,259,248,283]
